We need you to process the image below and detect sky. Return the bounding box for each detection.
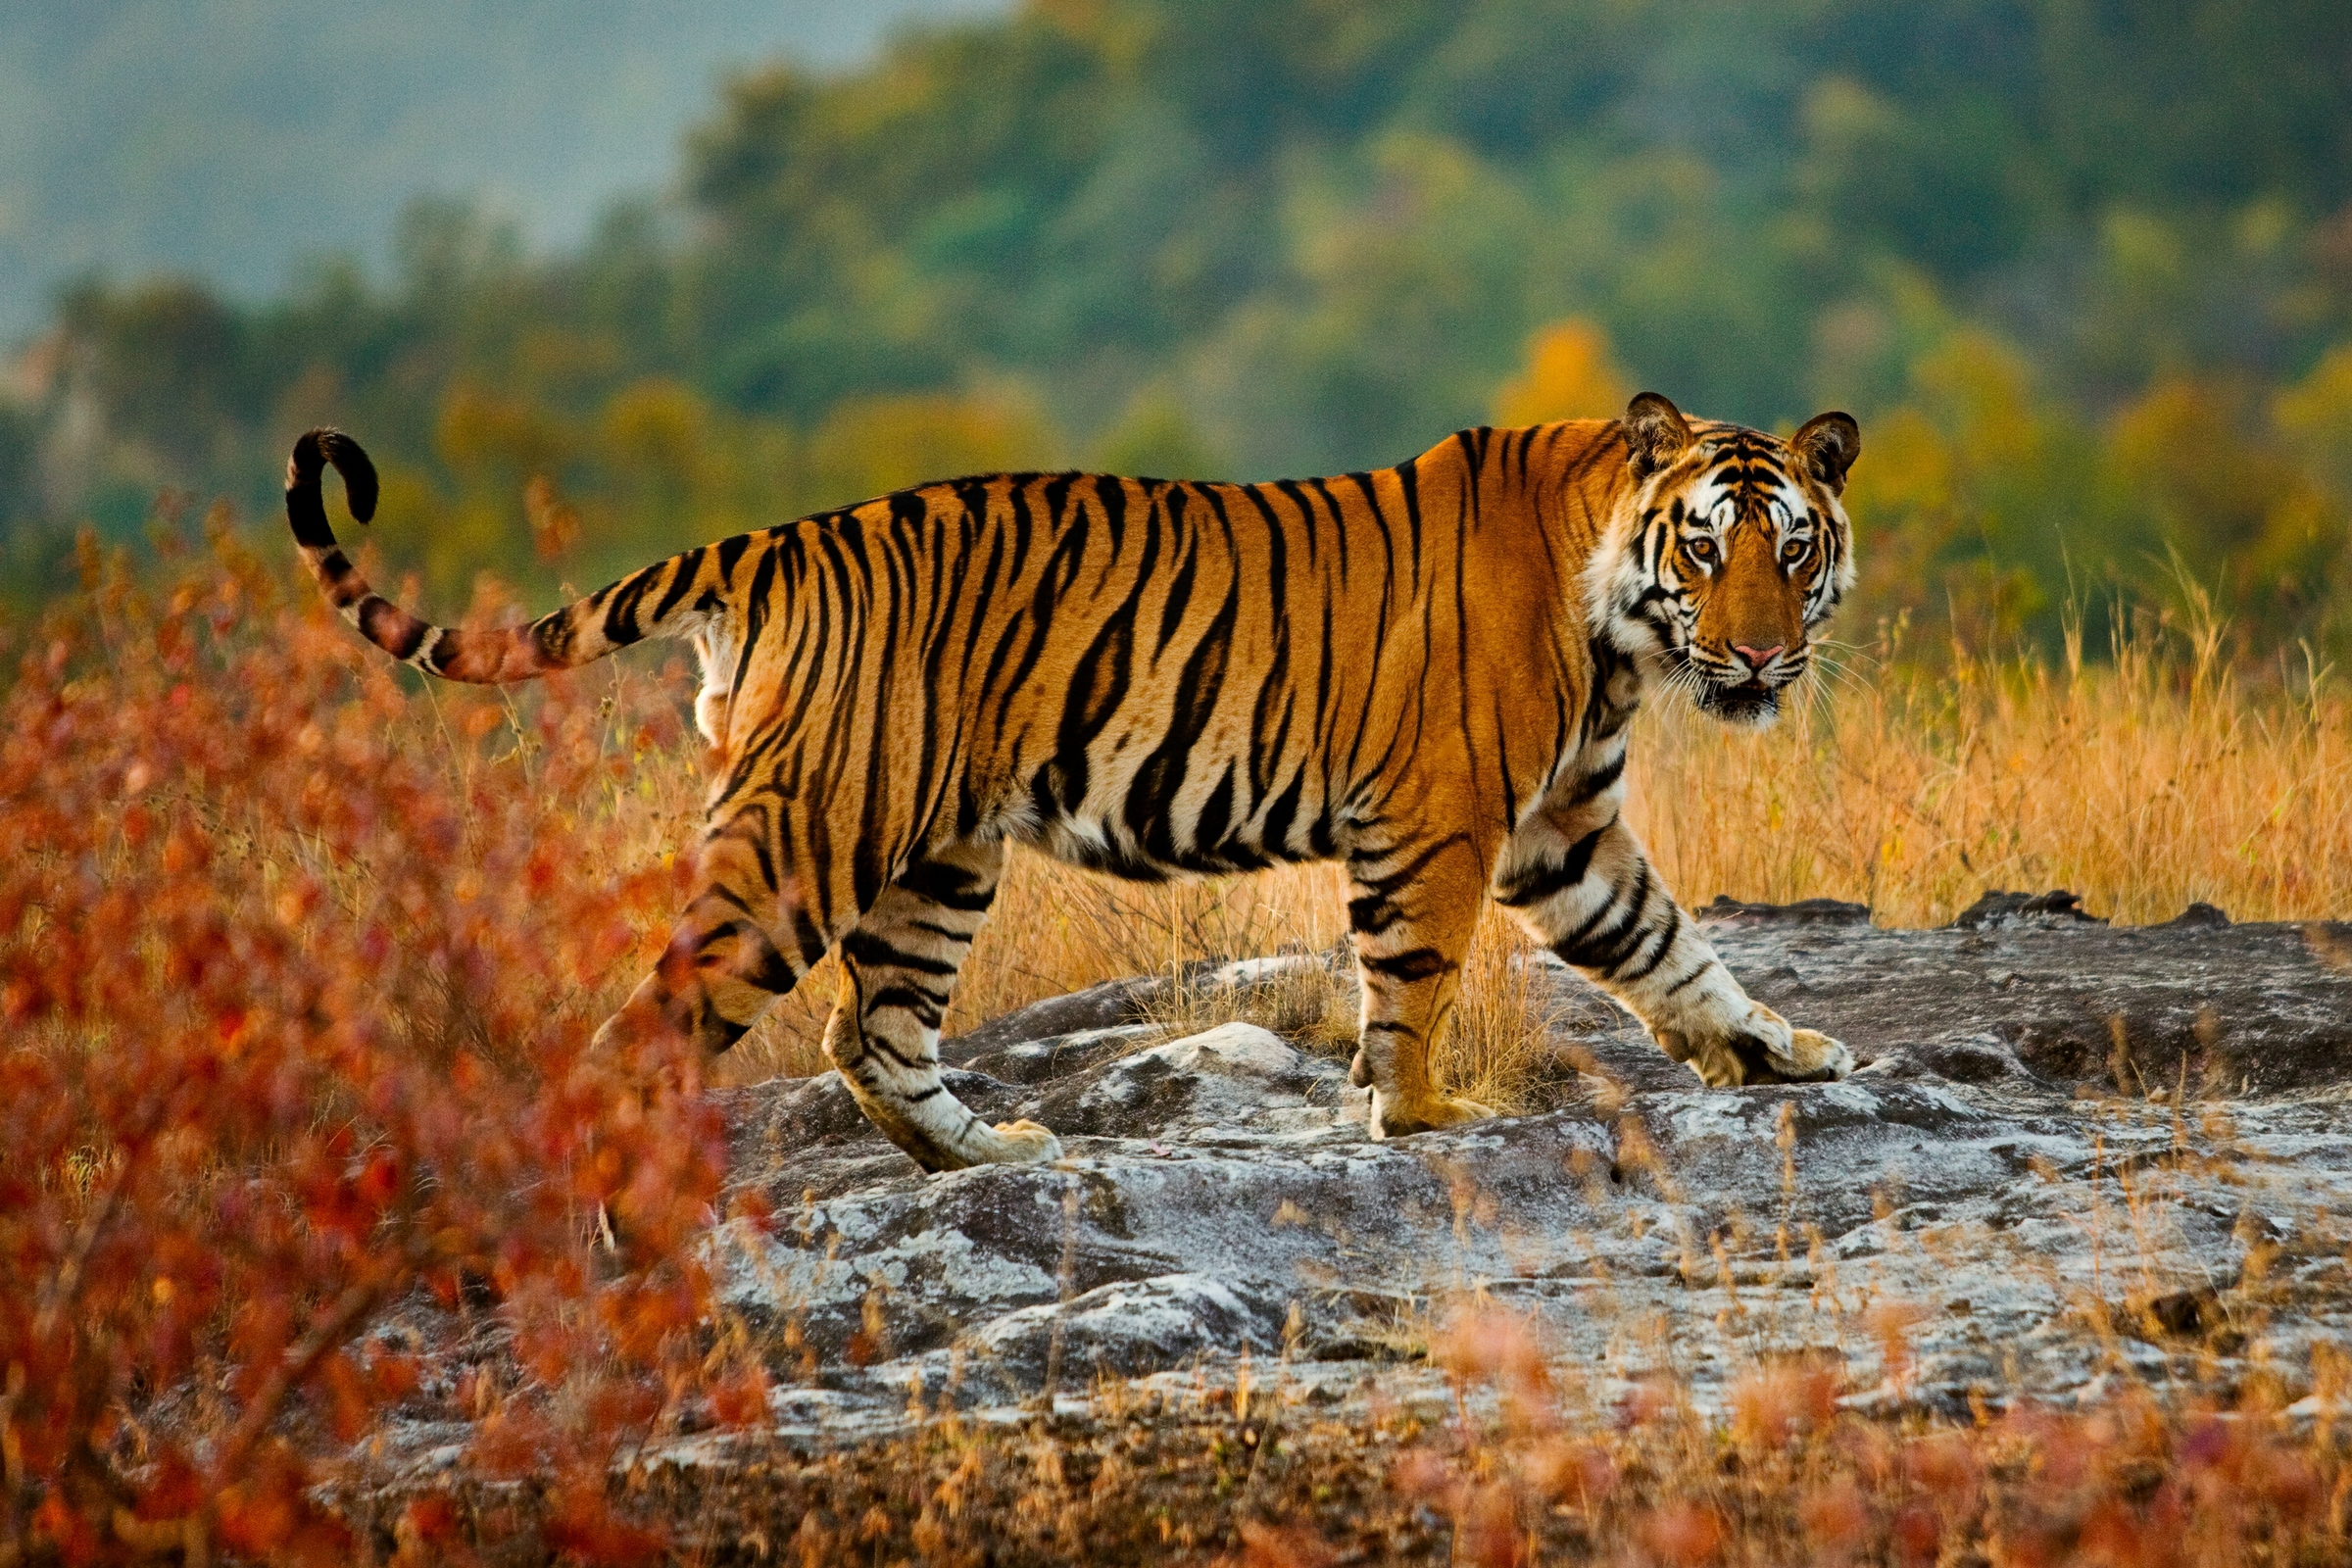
[0,0,1008,341]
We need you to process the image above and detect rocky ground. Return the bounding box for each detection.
[350,894,2352,1559]
[679,892,2352,1447]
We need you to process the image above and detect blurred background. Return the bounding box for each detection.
[5,0,2351,662]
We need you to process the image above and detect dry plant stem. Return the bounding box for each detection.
[209,1236,426,1487]
[26,1153,133,1348]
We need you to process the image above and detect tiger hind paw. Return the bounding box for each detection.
[900,1115,1064,1173]
[1369,1090,1495,1140]
[972,1118,1064,1164]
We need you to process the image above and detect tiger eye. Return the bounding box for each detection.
[1781,538,1809,564]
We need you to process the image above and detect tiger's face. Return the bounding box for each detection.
[1590,392,1860,730]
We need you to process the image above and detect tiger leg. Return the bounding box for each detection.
[1494,808,1851,1087]
[823,839,1062,1172]
[1345,835,1496,1139]
[592,802,828,1062]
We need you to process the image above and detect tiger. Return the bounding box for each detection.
[284,391,1861,1172]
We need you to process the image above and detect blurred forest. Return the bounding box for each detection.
[0,0,998,335]
[6,0,2352,661]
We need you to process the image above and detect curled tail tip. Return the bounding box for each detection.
[287,426,379,523]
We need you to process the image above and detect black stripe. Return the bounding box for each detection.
[1360,948,1449,983]
[1349,831,1465,903]
[842,929,960,977]
[316,551,364,607]
[787,906,828,967]
[864,985,950,1026]
[716,531,754,581]
[897,858,996,912]
[1568,750,1626,806]
[1552,859,1645,964]
[359,598,425,660]
[1125,567,1240,861]
[1050,560,1143,813]
[599,564,661,647]
[1662,960,1714,998]
[650,545,709,623]
[1348,890,1400,935]
[1494,820,1609,908]
[1194,764,1236,855]
[1615,906,1681,984]
[1155,528,1200,659]
[1563,866,1655,971]
[1259,768,1307,857]
[531,610,576,663]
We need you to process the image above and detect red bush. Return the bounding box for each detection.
[0,531,736,1561]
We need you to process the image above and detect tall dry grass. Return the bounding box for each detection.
[1637,614,2352,926]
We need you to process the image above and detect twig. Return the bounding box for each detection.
[207,1227,434,1493]
[1038,1183,1082,1409]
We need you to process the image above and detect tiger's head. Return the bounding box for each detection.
[1588,392,1860,730]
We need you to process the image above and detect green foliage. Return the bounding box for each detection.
[5,0,2352,655]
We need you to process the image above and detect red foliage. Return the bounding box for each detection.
[1402,1312,2348,1566]
[0,533,740,1560]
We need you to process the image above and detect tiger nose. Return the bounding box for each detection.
[1731,643,1785,673]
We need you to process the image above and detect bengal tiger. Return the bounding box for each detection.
[285,392,1860,1171]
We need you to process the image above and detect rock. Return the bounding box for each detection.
[956,1023,1162,1087]
[372,902,2352,1475]
[1711,901,2352,1092]
[1854,1030,2046,1087]
[1696,895,1872,927]
[1022,1021,1347,1141]
[1949,888,2106,929]
[938,977,1164,1066]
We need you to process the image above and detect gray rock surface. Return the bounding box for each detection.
[697,898,2352,1447]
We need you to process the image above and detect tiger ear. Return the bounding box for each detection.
[1791,411,1861,495]
[1624,392,1694,479]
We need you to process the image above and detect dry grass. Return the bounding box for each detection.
[351,1361,2352,1565]
[1637,616,2352,926]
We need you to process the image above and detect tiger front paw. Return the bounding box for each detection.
[1661,1010,1853,1088]
[1777,1028,1854,1082]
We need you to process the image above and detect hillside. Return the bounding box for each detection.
[0,0,1002,338]
[4,0,2351,655]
